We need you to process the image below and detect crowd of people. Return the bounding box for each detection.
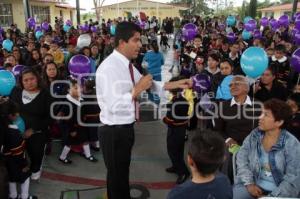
[0,13,299,199]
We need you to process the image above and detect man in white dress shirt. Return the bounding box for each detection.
[96,22,191,199]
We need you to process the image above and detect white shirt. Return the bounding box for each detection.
[96,50,142,125]
[230,95,252,107]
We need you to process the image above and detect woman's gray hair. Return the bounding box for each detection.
[231,75,250,92]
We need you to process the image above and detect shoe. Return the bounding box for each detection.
[176,173,190,184]
[59,158,72,164]
[165,167,176,173]
[90,145,100,152]
[31,171,41,180]
[84,155,98,162]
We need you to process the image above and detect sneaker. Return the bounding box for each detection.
[31,171,41,180]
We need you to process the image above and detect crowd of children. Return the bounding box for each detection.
[0,14,300,199]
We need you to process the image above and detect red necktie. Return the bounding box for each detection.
[129,63,140,122]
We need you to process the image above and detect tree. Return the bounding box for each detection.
[93,0,106,22]
[248,0,257,18]
[172,0,212,16]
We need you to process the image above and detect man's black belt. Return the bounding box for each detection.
[106,123,134,128]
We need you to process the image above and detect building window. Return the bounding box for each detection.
[0,3,13,27]
[31,5,50,24]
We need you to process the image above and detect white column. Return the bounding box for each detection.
[117,0,120,17]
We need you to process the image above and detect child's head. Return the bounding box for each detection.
[230,42,240,54]
[274,44,286,59]
[50,40,59,51]
[266,47,274,58]
[68,78,81,99]
[193,35,202,48]
[207,53,220,69]
[220,59,233,76]
[67,44,76,53]
[187,130,225,177]
[287,93,300,114]
[0,99,19,125]
[195,56,204,72]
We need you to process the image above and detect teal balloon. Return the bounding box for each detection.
[216,75,233,100]
[226,16,236,27]
[63,24,71,32]
[244,16,253,24]
[110,25,116,35]
[3,39,13,52]
[240,47,269,78]
[35,31,43,40]
[242,30,252,40]
[0,70,16,96]
[13,116,25,134]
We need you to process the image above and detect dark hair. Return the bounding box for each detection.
[220,58,234,68]
[194,34,202,40]
[19,67,43,90]
[208,53,220,62]
[263,99,292,129]
[42,62,59,86]
[41,44,50,51]
[0,99,19,146]
[188,130,225,176]
[150,41,159,53]
[274,44,286,54]
[288,93,300,110]
[114,22,142,47]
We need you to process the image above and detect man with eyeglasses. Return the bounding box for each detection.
[213,75,262,183]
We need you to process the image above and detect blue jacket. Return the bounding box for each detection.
[236,128,300,197]
[143,51,164,80]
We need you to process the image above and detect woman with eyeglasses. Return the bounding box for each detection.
[10,68,52,181]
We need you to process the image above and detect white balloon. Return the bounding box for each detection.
[77,34,91,49]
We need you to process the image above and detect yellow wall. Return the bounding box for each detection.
[100,0,185,21]
[2,0,75,31]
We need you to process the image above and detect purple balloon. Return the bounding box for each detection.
[68,55,91,77]
[66,20,72,26]
[42,22,49,31]
[192,74,211,93]
[253,29,262,39]
[182,23,198,41]
[245,19,256,31]
[291,48,300,73]
[84,24,89,32]
[270,19,279,31]
[140,21,146,29]
[227,32,237,43]
[12,65,24,77]
[295,15,300,30]
[294,31,300,45]
[278,15,289,27]
[91,26,97,33]
[27,18,36,28]
[260,17,269,27]
[219,24,225,31]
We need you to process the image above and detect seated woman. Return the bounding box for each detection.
[233,99,300,199]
